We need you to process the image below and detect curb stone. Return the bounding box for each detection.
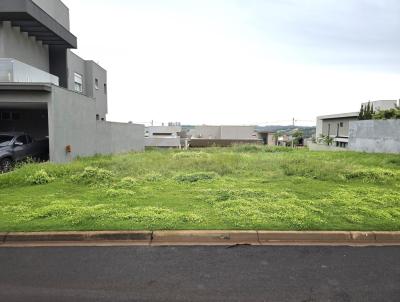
[350,232,376,242]
[1,231,400,246]
[5,231,152,243]
[85,231,152,242]
[258,231,352,243]
[152,231,258,245]
[374,232,400,243]
[0,233,7,244]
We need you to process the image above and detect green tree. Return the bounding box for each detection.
[358,101,374,120]
[358,105,364,120]
[323,135,334,146]
[292,130,304,146]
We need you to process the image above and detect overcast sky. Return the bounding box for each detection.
[63,0,400,126]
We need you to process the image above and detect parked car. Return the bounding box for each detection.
[0,132,49,173]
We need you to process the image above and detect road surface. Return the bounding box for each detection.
[0,246,399,301]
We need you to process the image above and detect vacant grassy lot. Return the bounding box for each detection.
[1,146,400,232]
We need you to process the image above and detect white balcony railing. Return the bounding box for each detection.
[0,58,59,86]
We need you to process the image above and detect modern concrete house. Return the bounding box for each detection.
[0,0,144,162]
[316,100,399,150]
[256,130,276,146]
[362,100,398,112]
[145,126,183,149]
[316,112,359,148]
[188,125,261,147]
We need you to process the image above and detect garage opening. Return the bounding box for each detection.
[0,102,49,163]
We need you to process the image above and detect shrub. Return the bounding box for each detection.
[71,166,114,185]
[373,107,400,120]
[174,172,219,183]
[27,170,55,185]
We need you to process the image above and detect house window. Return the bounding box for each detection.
[340,122,344,127]
[104,83,107,95]
[95,78,99,90]
[74,73,83,93]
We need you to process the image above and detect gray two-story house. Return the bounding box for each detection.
[0,0,144,162]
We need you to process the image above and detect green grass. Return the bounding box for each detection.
[1,146,400,232]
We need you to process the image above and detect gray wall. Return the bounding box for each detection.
[67,51,87,94]
[32,0,70,30]
[67,51,108,120]
[189,126,221,139]
[320,117,358,138]
[96,122,145,155]
[0,21,50,72]
[189,125,258,140]
[49,86,143,162]
[145,137,181,148]
[220,126,258,140]
[85,61,108,119]
[348,120,400,154]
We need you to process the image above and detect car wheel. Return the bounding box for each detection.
[0,158,13,173]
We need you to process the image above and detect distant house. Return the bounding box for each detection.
[316,100,399,149]
[145,126,183,149]
[256,131,276,146]
[188,125,261,147]
[362,100,398,112]
[316,112,359,148]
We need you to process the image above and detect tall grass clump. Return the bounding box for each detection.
[71,166,114,185]
[232,144,294,153]
[174,171,219,183]
[343,168,399,183]
[279,157,348,181]
[27,170,55,185]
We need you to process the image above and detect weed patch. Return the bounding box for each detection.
[27,170,55,185]
[343,168,398,183]
[71,167,114,185]
[174,172,219,183]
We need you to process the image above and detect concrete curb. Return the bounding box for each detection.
[1,231,400,246]
[3,231,152,244]
[152,231,258,245]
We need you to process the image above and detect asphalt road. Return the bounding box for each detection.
[0,246,399,302]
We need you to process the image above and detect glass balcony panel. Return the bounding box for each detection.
[0,58,59,86]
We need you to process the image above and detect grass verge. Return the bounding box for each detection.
[1,146,399,231]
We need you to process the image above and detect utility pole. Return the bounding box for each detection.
[292,118,295,127]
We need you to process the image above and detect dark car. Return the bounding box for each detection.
[0,132,49,173]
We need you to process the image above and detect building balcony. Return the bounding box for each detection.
[0,58,59,86]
